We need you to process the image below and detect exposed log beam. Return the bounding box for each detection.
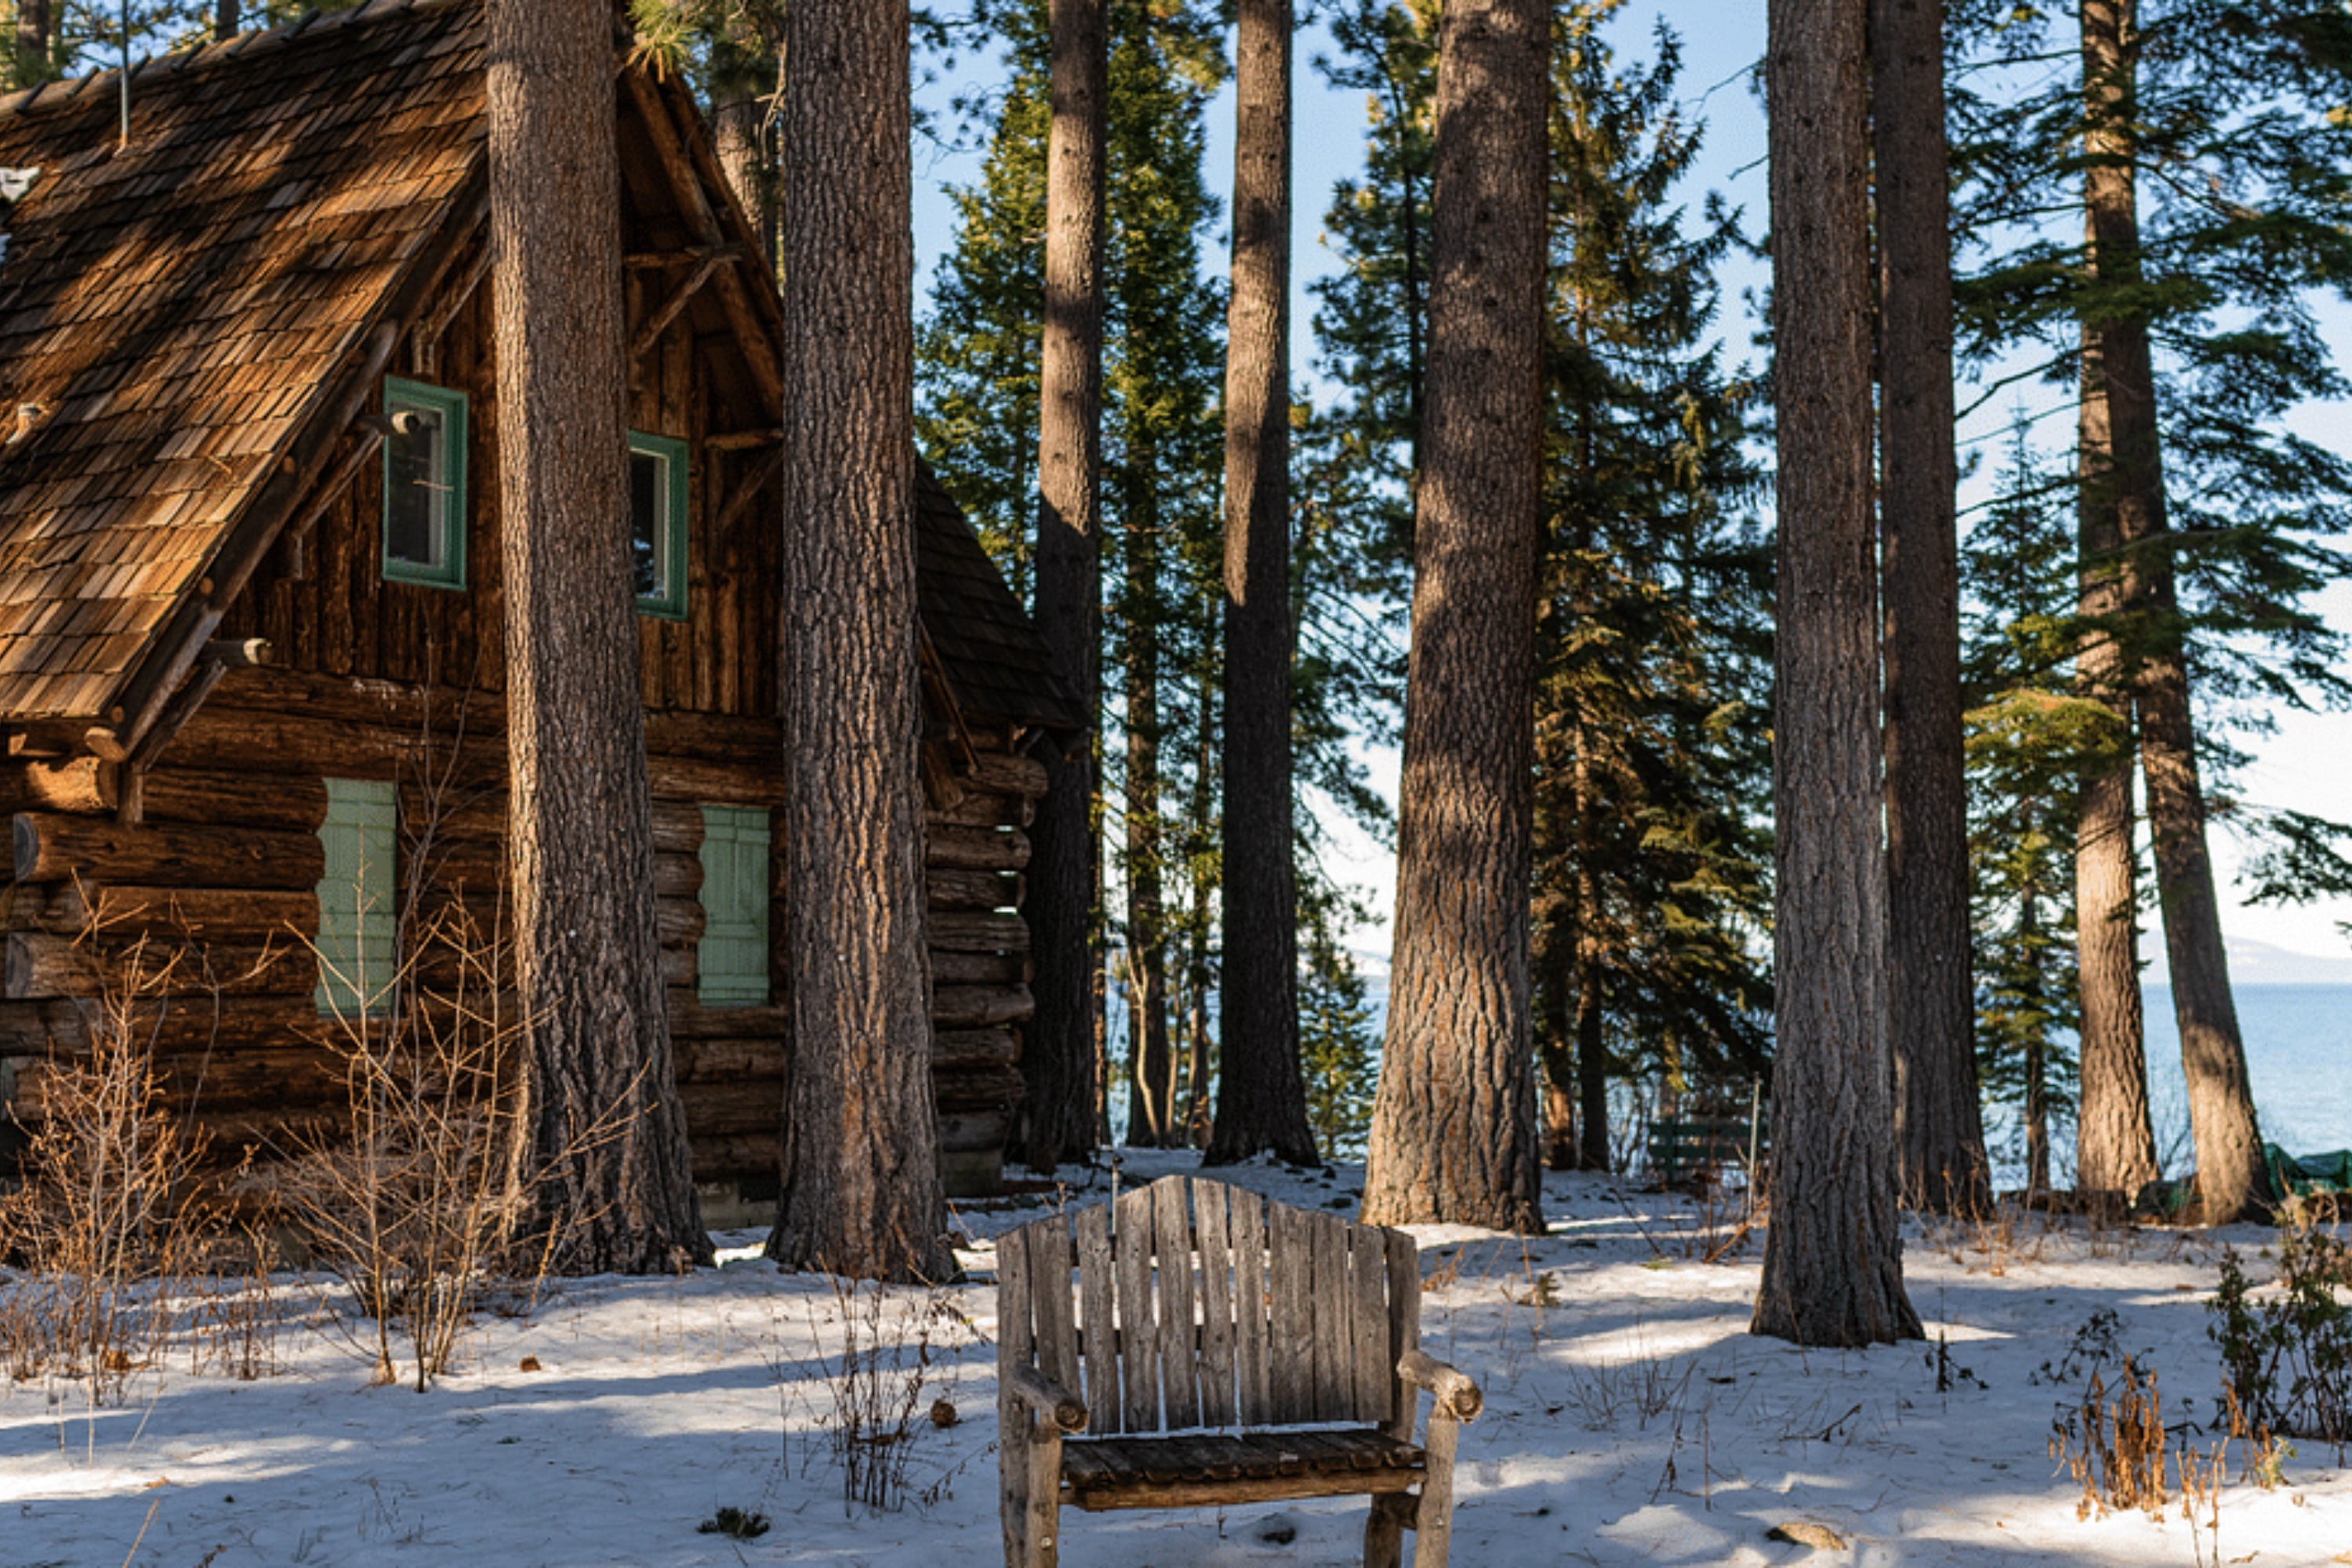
[705,426,783,452]
[624,244,744,271]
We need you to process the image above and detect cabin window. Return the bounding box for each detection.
[382,378,468,589]
[698,804,770,1006]
[630,432,689,620]
[317,778,397,1018]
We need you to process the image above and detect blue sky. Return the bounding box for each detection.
[909,2,2352,966]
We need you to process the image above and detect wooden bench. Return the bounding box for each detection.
[1646,1111,1766,1192]
[996,1174,1481,1568]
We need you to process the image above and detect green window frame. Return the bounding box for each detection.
[698,804,771,1007]
[382,377,469,590]
[629,431,690,620]
[317,778,397,1018]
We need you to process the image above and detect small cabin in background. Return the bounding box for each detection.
[0,0,1080,1204]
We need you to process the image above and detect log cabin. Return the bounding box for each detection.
[0,0,1080,1205]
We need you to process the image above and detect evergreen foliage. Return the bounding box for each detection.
[1962,417,2092,1190]
[1530,3,1772,1167]
[1951,0,2352,810]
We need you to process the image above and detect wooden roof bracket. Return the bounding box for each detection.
[919,623,982,778]
[620,67,781,403]
[408,227,491,382]
[626,244,731,387]
[93,171,492,769]
[710,440,786,549]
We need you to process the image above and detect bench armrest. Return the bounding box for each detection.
[1398,1349,1483,1423]
[1004,1363,1087,1433]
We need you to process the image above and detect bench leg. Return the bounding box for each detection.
[1025,1427,1064,1567]
[1000,1414,1064,1568]
[1410,1414,1462,1568]
[999,1406,1029,1568]
[1363,1491,1414,1568]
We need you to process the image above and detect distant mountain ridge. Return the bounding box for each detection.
[2144,935,2352,988]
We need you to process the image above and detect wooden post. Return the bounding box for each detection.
[1412,1413,1461,1568]
[1025,1418,1063,1566]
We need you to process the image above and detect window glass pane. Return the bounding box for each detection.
[387,401,447,568]
[631,448,665,600]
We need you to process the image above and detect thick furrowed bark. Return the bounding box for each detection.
[1360,0,1548,1235]
[1018,0,1109,1176]
[1751,0,1920,1348]
[766,0,949,1282]
[490,0,709,1275]
[1875,0,1988,1218]
[1210,0,1316,1169]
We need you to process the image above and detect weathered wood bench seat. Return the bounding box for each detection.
[996,1174,1481,1567]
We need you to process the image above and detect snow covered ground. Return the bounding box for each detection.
[5,1149,2347,1567]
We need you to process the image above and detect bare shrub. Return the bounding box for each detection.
[0,935,215,1413]
[269,898,542,1391]
[187,1226,287,1382]
[1559,1319,1697,1432]
[807,1276,971,1512]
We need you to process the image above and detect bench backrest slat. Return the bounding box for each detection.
[1074,1203,1118,1435]
[1265,1198,1314,1423]
[1311,1212,1352,1420]
[1152,1177,1202,1428]
[1113,1185,1158,1432]
[1349,1220,1392,1422]
[1193,1182,1239,1427]
[1382,1227,1419,1440]
[1026,1214,1078,1409]
[1230,1185,1271,1421]
[1002,1174,1416,1435]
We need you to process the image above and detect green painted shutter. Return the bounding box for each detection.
[699,805,771,1006]
[316,779,397,1016]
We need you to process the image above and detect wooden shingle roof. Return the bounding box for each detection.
[0,0,1080,740]
[0,0,485,724]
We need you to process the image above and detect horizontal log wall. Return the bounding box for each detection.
[2,677,1049,1192]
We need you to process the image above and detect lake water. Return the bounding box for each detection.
[2125,983,2352,1169]
[1977,985,2352,1189]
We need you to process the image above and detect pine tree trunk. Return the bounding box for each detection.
[1541,1050,1578,1171]
[488,0,708,1276]
[1571,750,1609,1173]
[1875,0,1988,1218]
[2021,887,2052,1196]
[1210,0,1316,1167]
[1751,0,1922,1348]
[764,0,949,1282]
[2079,0,2264,1222]
[1183,683,1218,1150]
[215,2,238,41]
[1537,927,1577,1170]
[708,34,775,274]
[1574,943,1610,1173]
[13,0,48,84]
[1122,481,1174,1148]
[1360,0,1548,1233]
[1018,0,1109,1174]
[2072,319,2159,1206]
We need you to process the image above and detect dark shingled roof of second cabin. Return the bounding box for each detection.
[0,0,1081,743]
